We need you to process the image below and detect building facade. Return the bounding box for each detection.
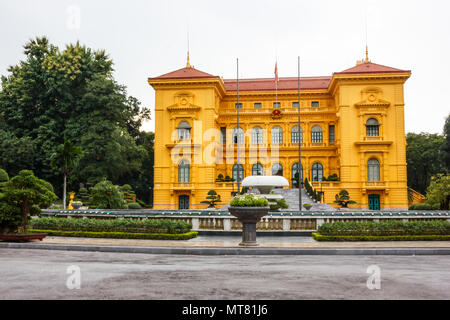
[148,56,411,210]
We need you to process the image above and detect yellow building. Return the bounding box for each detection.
[148,54,411,210]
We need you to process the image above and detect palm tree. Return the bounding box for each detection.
[50,140,83,209]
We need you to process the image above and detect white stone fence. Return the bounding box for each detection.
[41,210,450,232]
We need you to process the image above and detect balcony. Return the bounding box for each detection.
[172,183,193,190]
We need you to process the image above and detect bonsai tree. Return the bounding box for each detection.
[334,189,356,208]
[0,170,57,234]
[90,179,126,209]
[200,190,222,208]
[50,140,83,210]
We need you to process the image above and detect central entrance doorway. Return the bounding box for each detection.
[368,194,380,210]
[179,195,190,210]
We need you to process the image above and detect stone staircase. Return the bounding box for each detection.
[273,188,336,211]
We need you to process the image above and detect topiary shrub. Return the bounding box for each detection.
[127,202,142,209]
[0,170,57,233]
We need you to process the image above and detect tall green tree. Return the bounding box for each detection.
[442,114,450,172]
[406,133,446,194]
[50,140,83,209]
[0,37,150,196]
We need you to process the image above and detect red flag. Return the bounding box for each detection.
[274,62,279,83]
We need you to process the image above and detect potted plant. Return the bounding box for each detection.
[71,201,83,210]
[0,170,57,242]
[228,194,269,247]
[303,203,313,211]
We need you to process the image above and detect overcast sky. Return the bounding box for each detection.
[1,0,449,134]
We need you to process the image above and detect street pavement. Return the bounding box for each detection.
[1,248,449,300]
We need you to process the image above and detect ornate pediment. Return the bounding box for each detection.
[355,86,390,108]
[167,91,202,112]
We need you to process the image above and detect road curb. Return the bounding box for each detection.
[1,242,450,255]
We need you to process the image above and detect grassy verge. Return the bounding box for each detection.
[29,229,198,240]
[312,233,450,242]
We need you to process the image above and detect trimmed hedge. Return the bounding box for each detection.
[409,203,440,211]
[29,229,198,240]
[313,233,450,242]
[29,217,192,234]
[317,220,450,236]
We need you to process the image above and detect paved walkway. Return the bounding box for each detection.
[36,235,450,248]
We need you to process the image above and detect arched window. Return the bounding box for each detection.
[252,126,263,144]
[232,127,244,144]
[367,159,380,181]
[292,163,303,187]
[178,160,190,182]
[291,126,303,143]
[271,126,283,144]
[232,164,244,182]
[252,163,263,176]
[311,126,323,143]
[272,163,283,176]
[177,121,191,140]
[366,118,379,137]
[312,163,323,182]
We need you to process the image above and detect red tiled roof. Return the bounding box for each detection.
[223,77,331,92]
[149,66,217,80]
[336,62,410,74]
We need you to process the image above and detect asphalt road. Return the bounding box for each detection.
[0,248,449,300]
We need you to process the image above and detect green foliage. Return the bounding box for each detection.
[29,217,192,234]
[0,37,151,202]
[0,169,9,182]
[0,170,57,233]
[230,194,269,207]
[334,190,356,208]
[408,203,436,210]
[29,229,198,240]
[0,131,35,177]
[269,198,289,211]
[313,233,450,242]
[317,220,450,236]
[90,180,126,209]
[200,190,221,208]
[127,202,142,209]
[425,174,450,210]
[443,114,450,171]
[406,132,446,194]
[326,174,339,181]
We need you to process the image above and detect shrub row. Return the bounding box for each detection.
[29,217,192,234]
[317,220,450,236]
[408,203,440,211]
[312,233,450,242]
[29,229,198,240]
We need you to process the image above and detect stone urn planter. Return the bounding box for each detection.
[303,203,313,211]
[72,202,82,210]
[228,206,270,247]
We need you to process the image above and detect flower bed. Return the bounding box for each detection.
[317,220,450,236]
[314,220,450,241]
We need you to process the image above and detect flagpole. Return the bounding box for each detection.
[236,58,240,195]
[298,56,302,211]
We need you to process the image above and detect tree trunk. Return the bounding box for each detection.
[63,173,67,210]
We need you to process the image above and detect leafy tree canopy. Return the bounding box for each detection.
[0,37,151,198]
